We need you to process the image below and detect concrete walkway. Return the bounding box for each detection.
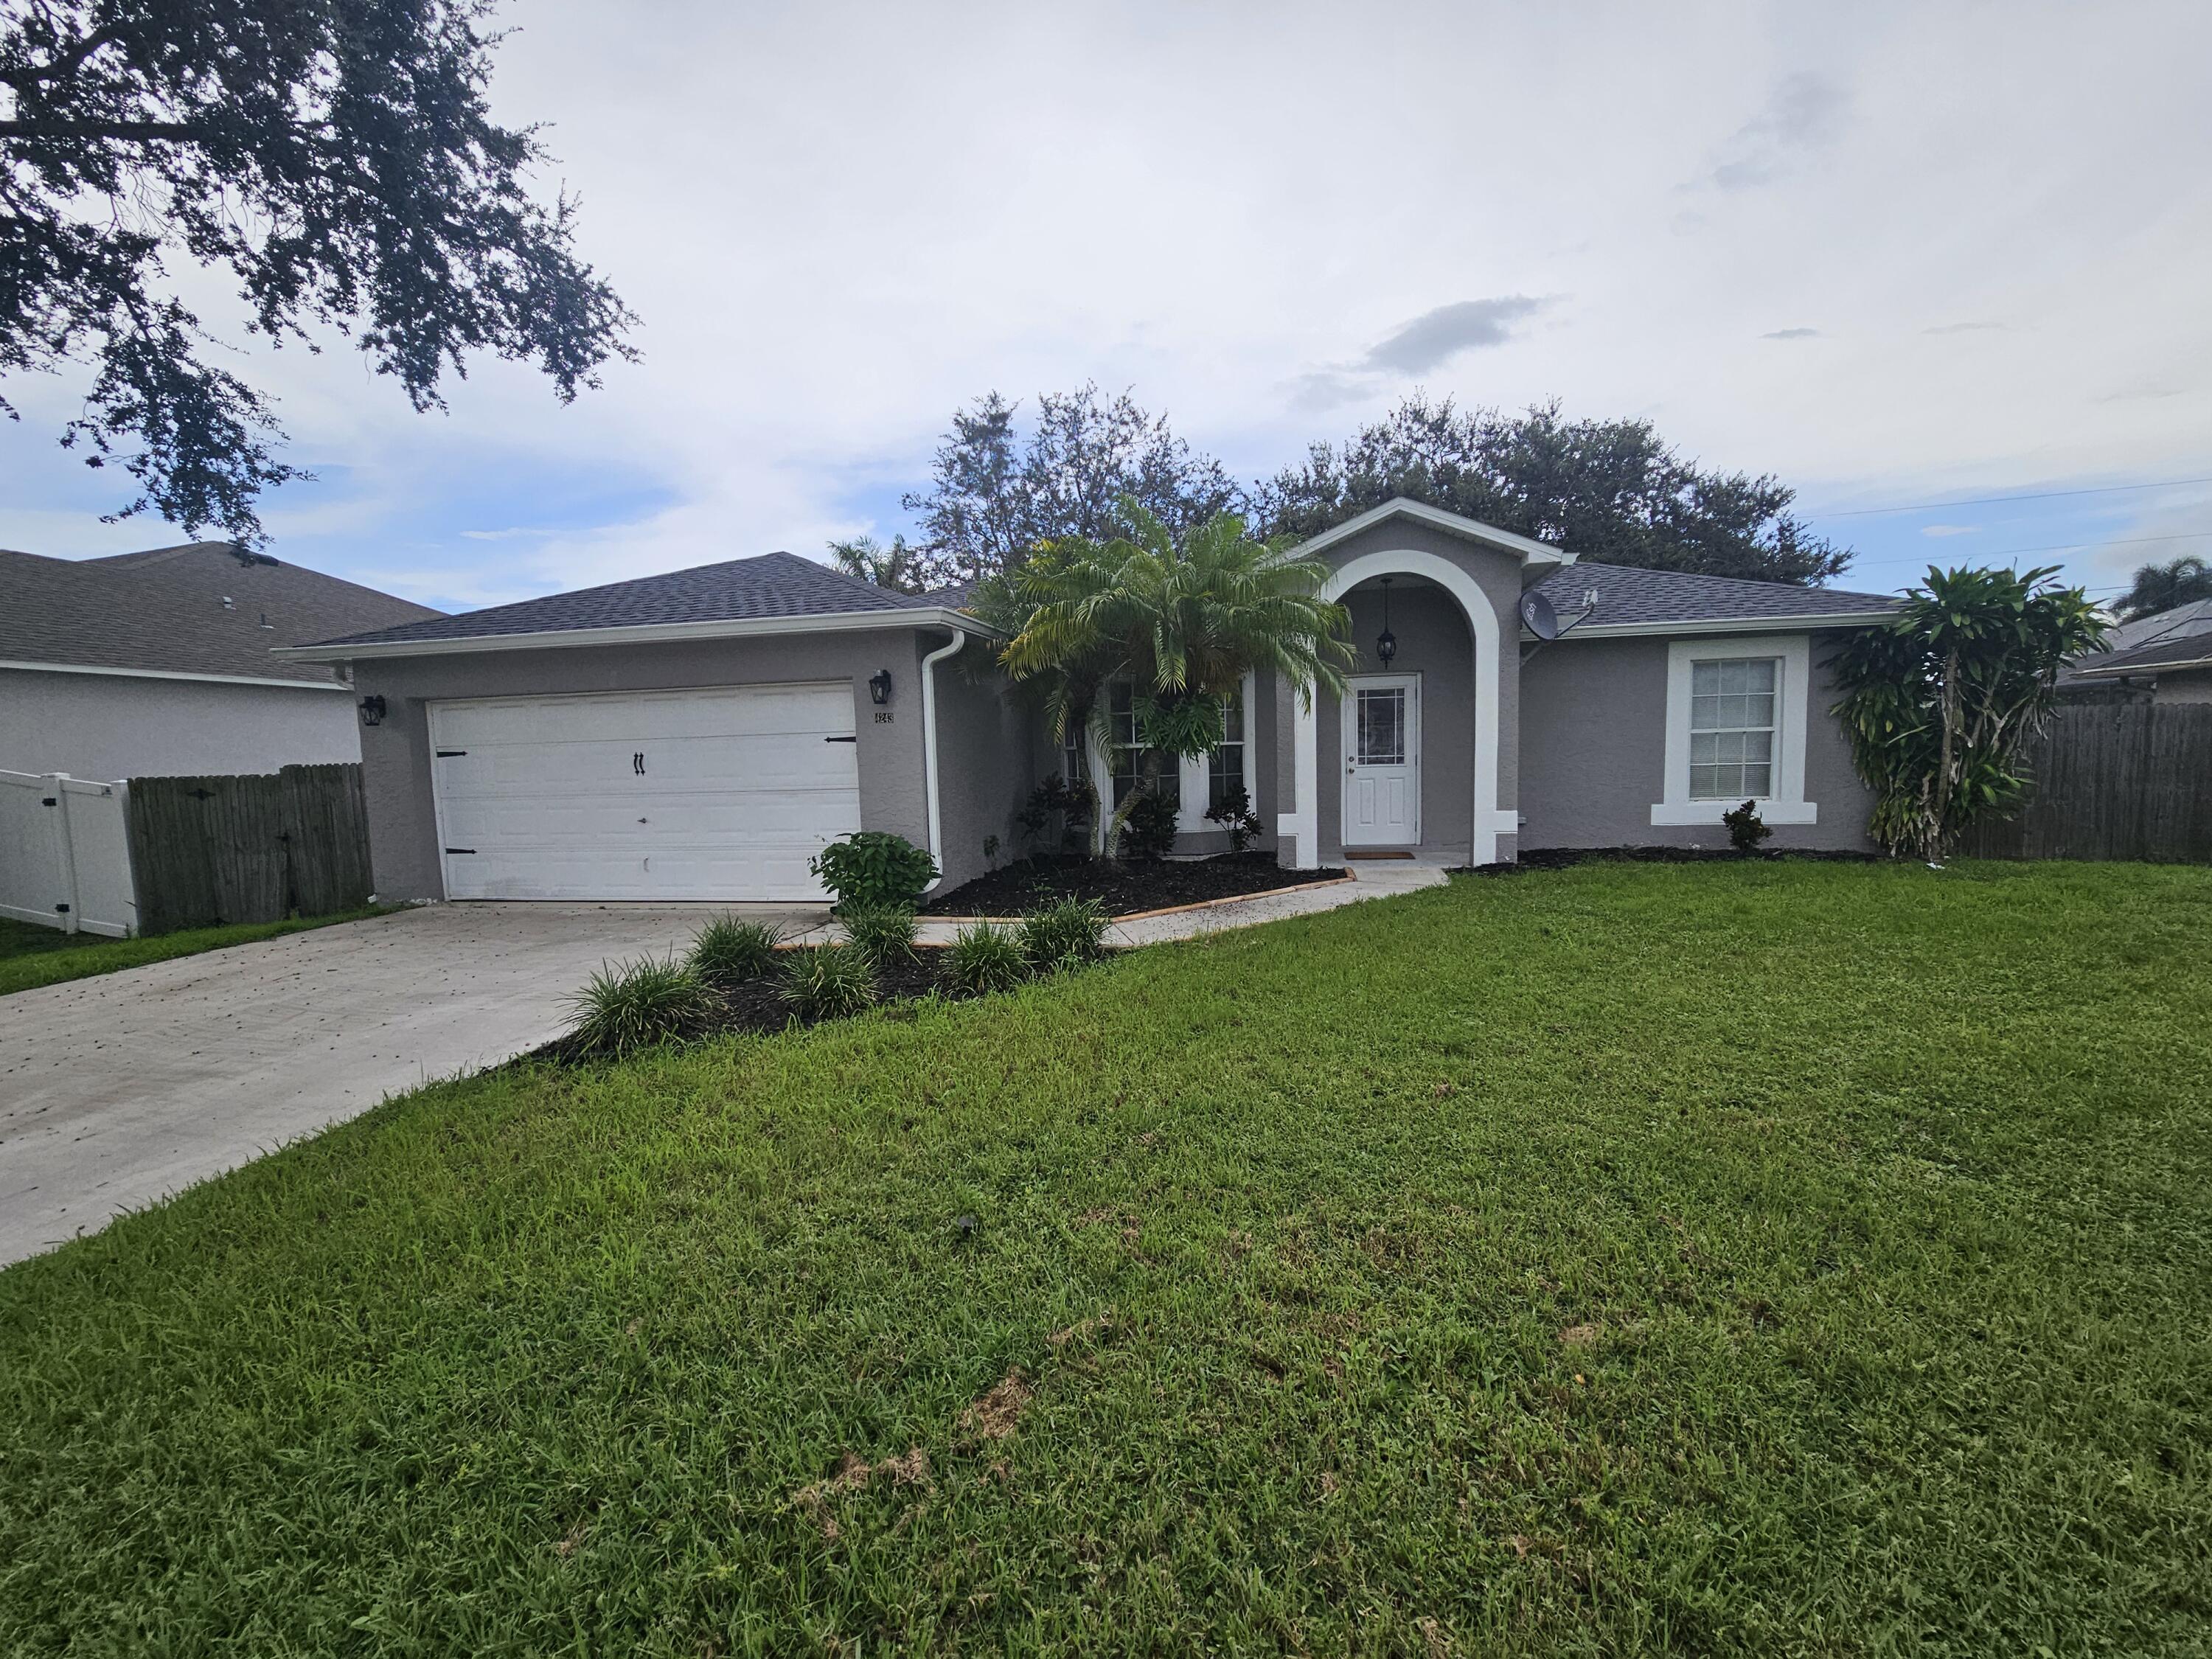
[0,863,1448,1268]
[0,902,817,1267]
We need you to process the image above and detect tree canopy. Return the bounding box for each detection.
[1828,564,2106,860]
[900,383,1241,583]
[2113,555,2212,621]
[1250,396,1851,585]
[826,533,933,595]
[1,0,635,543]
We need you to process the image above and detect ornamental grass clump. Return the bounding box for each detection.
[687,916,783,990]
[1019,896,1109,971]
[945,921,1027,995]
[840,902,919,966]
[566,953,712,1057]
[779,943,877,1021]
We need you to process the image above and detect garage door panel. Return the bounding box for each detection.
[427,684,863,901]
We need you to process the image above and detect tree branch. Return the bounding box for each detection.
[0,119,201,142]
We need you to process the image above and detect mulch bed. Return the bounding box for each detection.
[1459,846,1885,875]
[924,852,1346,917]
[531,952,971,1065]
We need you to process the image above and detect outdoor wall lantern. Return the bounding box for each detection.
[869,668,894,706]
[1374,577,1398,665]
[358,694,386,727]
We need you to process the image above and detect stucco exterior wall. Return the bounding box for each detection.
[931,646,1037,890]
[1518,631,1879,852]
[0,666,360,782]
[349,625,1018,902]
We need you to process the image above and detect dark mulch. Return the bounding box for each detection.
[1458,845,1886,876]
[925,852,1346,917]
[532,952,966,1065]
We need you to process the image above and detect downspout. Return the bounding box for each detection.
[918,626,967,894]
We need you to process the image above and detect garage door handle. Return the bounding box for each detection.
[445,846,476,855]
[436,749,466,758]
[824,734,857,742]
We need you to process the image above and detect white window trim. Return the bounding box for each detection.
[1650,634,1818,826]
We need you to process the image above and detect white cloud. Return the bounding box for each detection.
[1,0,2207,611]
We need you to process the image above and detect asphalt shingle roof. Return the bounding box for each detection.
[0,542,441,686]
[1529,561,1901,629]
[313,552,937,649]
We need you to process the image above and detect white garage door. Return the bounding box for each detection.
[427,683,861,901]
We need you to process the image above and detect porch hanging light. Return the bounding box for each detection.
[869,668,894,706]
[1375,577,1397,665]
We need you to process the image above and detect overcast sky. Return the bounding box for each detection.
[4,0,2208,613]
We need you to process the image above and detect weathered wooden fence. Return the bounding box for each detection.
[125,763,372,933]
[1960,704,2212,862]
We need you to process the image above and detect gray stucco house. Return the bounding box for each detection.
[283,499,1902,903]
[1,541,439,782]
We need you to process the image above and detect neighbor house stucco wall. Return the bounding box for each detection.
[1518,632,1878,852]
[0,665,359,782]
[350,626,978,902]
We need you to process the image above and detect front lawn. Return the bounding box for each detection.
[2,862,2207,1654]
[0,907,387,997]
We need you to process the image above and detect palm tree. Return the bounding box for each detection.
[998,503,1354,853]
[2115,555,2212,620]
[827,534,935,595]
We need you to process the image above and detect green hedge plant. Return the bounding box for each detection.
[567,954,712,1057]
[1020,896,1109,971]
[841,902,919,966]
[809,831,938,914]
[779,943,877,1020]
[688,916,783,990]
[945,921,1026,995]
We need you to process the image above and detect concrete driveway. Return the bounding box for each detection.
[0,902,821,1267]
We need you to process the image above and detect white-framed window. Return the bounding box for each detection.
[1688,657,1777,799]
[1650,634,1818,826]
[1107,681,1180,811]
[1207,688,1247,810]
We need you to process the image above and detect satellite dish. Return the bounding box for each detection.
[1519,590,1561,641]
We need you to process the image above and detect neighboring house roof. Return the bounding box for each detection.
[285,550,988,662]
[0,541,442,689]
[2065,600,2212,681]
[1529,561,1902,637]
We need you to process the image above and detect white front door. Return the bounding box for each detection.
[1341,673,1420,847]
[427,682,862,901]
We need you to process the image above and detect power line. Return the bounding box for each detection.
[1812,474,2212,519]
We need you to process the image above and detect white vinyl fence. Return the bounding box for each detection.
[0,770,138,938]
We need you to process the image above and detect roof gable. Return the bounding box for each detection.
[1291,498,1576,568]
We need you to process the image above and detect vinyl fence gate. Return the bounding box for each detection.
[0,770,139,937]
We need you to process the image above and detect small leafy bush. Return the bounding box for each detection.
[1015,773,1097,854]
[1203,785,1263,853]
[1722,799,1773,854]
[841,902,918,965]
[810,830,938,914]
[1020,896,1108,970]
[779,943,877,1020]
[567,953,712,1057]
[688,916,782,989]
[945,921,1027,995]
[1121,785,1180,861]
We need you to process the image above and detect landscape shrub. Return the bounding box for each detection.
[809,831,938,914]
[1121,785,1180,860]
[566,954,712,1056]
[1203,785,1263,852]
[945,921,1027,995]
[1722,799,1773,854]
[779,943,877,1020]
[841,902,919,965]
[1020,896,1108,970]
[688,916,783,989]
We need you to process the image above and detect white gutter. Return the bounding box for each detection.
[272,605,996,664]
[0,658,349,691]
[918,626,966,894]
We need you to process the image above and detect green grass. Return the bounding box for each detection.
[0,907,388,997]
[2,862,2208,1655]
